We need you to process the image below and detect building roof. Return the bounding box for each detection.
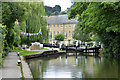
[44,15,78,25]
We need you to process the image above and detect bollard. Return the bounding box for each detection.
[17,60,21,65]
[17,52,20,56]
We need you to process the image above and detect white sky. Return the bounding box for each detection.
[43,0,72,11]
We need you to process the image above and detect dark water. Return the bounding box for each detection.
[27,54,119,78]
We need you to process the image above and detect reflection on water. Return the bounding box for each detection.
[27,54,119,78]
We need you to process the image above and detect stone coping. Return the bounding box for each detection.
[21,56,33,78]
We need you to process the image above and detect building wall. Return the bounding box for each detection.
[48,23,76,44]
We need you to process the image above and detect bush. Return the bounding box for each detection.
[2,51,8,58]
[54,34,65,41]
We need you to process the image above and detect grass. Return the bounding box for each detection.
[11,47,26,52]
[19,47,49,56]
[20,63,25,80]
[58,50,65,52]
[40,48,49,50]
[20,51,40,56]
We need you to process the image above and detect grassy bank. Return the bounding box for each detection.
[20,48,49,56]
[40,48,49,50]
[20,51,40,56]
[58,50,65,52]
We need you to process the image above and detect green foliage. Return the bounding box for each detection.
[45,5,61,16]
[2,2,25,49]
[2,2,49,62]
[69,2,120,57]
[14,24,21,47]
[73,22,91,42]
[20,51,40,56]
[40,48,49,50]
[54,5,61,12]
[54,33,65,41]
[11,47,25,52]
[60,11,67,15]
[20,2,49,46]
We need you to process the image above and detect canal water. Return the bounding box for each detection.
[27,54,119,79]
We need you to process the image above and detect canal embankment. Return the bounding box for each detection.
[22,50,66,59]
[20,56,33,78]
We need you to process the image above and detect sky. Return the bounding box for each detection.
[43,0,72,11]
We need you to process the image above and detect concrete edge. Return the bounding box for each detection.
[21,56,33,78]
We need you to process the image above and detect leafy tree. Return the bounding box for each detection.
[2,2,25,49]
[45,5,61,16]
[13,24,21,47]
[60,11,67,15]
[20,2,49,46]
[73,22,91,42]
[68,2,120,57]
[53,11,59,15]
[54,34,65,41]
[53,5,61,12]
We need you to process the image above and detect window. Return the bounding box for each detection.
[65,32,67,39]
[54,24,55,28]
[57,31,59,34]
[69,24,71,28]
[50,25,52,28]
[73,24,75,28]
[61,31,63,34]
[65,24,67,28]
[61,24,63,28]
[54,31,55,36]
[69,31,71,37]
[49,32,52,39]
[57,24,59,28]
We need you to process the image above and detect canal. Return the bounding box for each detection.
[27,54,119,79]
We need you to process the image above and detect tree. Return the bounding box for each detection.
[60,11,67,15]
[54,34,65,41]
[73,22,91,42]
[45,5,61,16]
[19,2,49,46]
[53,5,61,12]
[68,2,120,57]
[2,2,25,49]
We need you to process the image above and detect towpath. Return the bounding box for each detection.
[2,52,21,78]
